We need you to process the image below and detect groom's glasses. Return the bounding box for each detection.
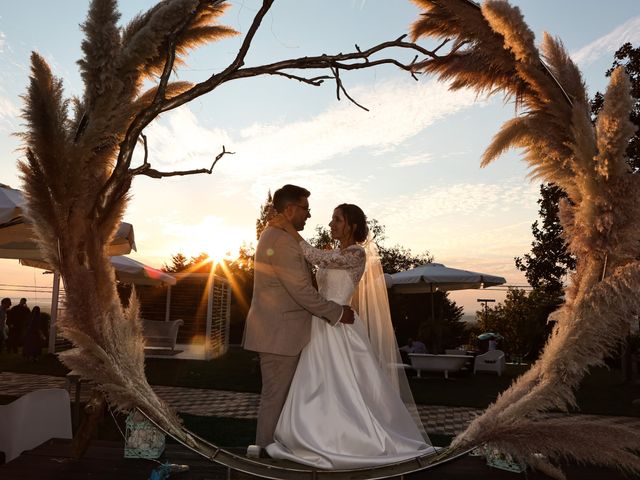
[294,204,311,216]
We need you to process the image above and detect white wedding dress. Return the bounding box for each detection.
[266,242,435,469]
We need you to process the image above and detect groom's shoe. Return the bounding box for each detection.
[246,445,271,459]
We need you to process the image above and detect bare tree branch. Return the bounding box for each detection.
[93,0,218,223]
[130,145,234,179]
[269,72,332,86]
[94,1,441,223]
[330,66,369,112]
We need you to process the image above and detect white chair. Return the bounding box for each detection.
[0,388,72,463]
[473,349,506,376]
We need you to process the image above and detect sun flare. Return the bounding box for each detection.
[166,216,252,263]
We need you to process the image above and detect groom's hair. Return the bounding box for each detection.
[273,184,310,213]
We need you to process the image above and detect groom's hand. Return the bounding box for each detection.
[339,306,355,324]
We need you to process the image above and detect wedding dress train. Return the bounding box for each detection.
[266,249,435,469]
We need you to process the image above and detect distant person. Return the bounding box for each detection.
[7,298,30,354]
[0,297,11,353]
[23,306,44,360]
[400,337,427,354]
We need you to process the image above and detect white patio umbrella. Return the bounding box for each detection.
[0,183,137,258]
[20,255,176,286]
[390,263,506,293]
[389,262,506,323]
[0,183,24,225]
[0,183,139,351]
[0,221,136,259]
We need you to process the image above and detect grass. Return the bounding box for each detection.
[2,347,639,416]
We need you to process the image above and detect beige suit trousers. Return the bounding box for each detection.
[255,352,300,447]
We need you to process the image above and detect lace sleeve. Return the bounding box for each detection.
[299,241,365,271]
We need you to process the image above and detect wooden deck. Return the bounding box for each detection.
[0,438,631,479]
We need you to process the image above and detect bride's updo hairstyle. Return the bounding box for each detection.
[336,203,369,243]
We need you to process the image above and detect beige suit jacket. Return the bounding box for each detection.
[242,227,343,356]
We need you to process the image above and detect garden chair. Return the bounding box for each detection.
[473,349,506,376]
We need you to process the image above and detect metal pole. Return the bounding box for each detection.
[164,285,172,322]
[48,272,60,353]
[223,272,231,355]
[429,283,435,322]
[205,264,215,359]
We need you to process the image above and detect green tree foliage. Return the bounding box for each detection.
[590,42,640,172]
[476,288,556,359]
[256,190,275,240]
[305,218,460,352]
[308,225,335,250]
[162,252,191,273]
[308,219,433,273]
[515,183,576,300]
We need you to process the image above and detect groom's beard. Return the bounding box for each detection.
[293,219,306,231]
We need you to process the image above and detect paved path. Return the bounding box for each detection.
[2,372,639,436]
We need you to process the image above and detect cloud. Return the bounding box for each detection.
[143,108,232,169]
[0,32,5,53]
[391,153,433,167]
[0,95,19,132]
[144,78,481,178]
[0,96,19,119]
[371,180,538,226]
[366,179,539,275]
[571,16,640,66]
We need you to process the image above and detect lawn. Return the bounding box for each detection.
[1,347,639,416]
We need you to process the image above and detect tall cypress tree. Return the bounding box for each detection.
[255,190,274,240]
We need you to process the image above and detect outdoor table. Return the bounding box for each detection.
[0,438,630,479]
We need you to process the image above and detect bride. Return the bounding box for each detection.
[266,203,435,469]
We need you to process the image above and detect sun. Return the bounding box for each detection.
[170,217,251,264]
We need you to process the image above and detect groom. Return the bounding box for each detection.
[243,184,354,456]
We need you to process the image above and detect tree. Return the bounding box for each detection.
[308,225,335,250]
[162,252,190,273]
[162,252,211,273]
[256,190,274,240]
[310,218,457,351]
[417,292,466,353]
[378,244,433,274]
[307,219,433,274]
[476,288,555,360]
[515,183,576,300]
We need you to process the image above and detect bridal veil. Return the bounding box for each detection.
[357,238,430,442]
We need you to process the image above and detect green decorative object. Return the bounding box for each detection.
[124,410,166,459]
[485,447,526,474]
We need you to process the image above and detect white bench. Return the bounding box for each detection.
[409,353,473,379]
[142,319,184,350]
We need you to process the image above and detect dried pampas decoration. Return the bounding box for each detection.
[412,0,640,477]
[18,0,236,445]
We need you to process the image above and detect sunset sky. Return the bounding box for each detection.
[1,0,639,313]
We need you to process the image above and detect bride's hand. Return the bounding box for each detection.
[269,214,291,232]
[269,214,301,240]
